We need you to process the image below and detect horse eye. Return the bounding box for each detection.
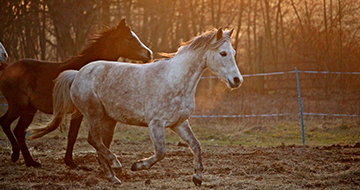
[220,51,227,57]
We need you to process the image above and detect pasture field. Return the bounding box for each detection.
[0,113,359,189]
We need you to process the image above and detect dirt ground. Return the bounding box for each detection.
[0,128,359,190]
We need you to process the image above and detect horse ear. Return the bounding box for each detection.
[117,19,127,29]
[115,18,131,35]
[216,28,223,41]
[228,28,234,37]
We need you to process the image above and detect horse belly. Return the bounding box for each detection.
[30,93,53,114]
[103,100,147,126]
[146,96,195,128]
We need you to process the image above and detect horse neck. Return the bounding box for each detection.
[61,51,109,71]
[60,56,86,70]
[168,50,207,94]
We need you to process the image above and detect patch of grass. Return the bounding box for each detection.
[114,123,151,143]
[188,118,360,147]
[9,113,360,149]
[109,118,360,147]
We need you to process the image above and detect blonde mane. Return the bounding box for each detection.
[159,29,231,58]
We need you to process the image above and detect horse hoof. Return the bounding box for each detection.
[193,175,202,187]
[131,162,139,171]
[113,167,122,174]
[65,159,92,171]
[131,161,146,171]
[65,160,78,169]
[131,161,149,171]
[109,176,122,185]
[11,152,20,163]
[26,161,42,168]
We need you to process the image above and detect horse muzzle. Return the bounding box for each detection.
[227,76,243,88]
[141,49,153,63]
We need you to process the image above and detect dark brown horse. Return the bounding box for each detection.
[0,19,152,168]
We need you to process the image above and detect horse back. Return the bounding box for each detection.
[0,59,64,113]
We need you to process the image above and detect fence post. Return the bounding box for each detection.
[295,67,305,145]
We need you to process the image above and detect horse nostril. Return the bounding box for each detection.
[234,77,240,84]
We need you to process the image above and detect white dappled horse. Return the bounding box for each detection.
[30,28,243,186]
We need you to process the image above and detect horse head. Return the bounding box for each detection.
[104,19,152,63]
[204,28,243,88]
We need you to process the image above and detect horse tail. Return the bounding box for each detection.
[28,70,78,139]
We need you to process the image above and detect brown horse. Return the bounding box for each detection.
[0,19,152,168]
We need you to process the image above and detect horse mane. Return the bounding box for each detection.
[80,26,116,56]
[182,29,217,49]
[150,28,231,59]
[176,29,231,55]
[64,25,118,62]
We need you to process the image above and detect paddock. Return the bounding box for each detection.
[0,112,359,189]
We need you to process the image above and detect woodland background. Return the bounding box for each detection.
[0,0,359,117]
[2,0,360,71]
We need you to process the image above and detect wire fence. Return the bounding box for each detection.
[195,68,360,119]
[194,68,360,144]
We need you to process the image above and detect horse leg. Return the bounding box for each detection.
[13,106,41,167]
[131,119,166,171]
[170,120,203,186]
[0,109,21,163]
[87,117,121,184]
[96,123,121,180]
[0,90,34,164]
[64,114,83,168]
[100,122,122,172]
[0,101,32,164]
[97,153,119,182]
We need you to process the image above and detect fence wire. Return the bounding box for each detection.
[195,69,360,118]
